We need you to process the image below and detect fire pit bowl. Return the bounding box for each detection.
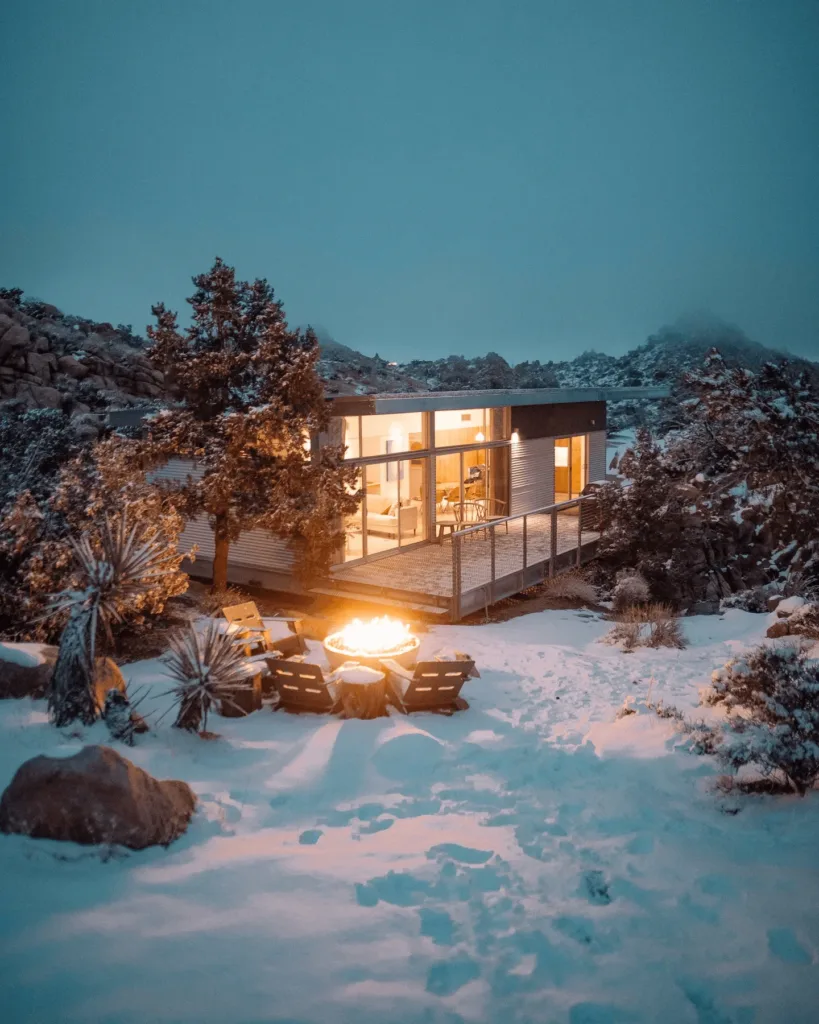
[323,616,420,671]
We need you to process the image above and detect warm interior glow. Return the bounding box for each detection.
[325,616,417,657]
[474,430,485,442]
[555,445,569,467]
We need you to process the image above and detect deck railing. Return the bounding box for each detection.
[449,494,598,620]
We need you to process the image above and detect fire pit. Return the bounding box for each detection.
[323,616,420,671]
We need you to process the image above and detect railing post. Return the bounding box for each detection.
[576,498,583,566]
[490,525,496,601]
[522,514,528,569]
[549,508,557,577]
[451,533,461,621]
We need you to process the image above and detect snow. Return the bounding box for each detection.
[1,609,817,1023]
[0,642,51,667]
[775,596,806,616]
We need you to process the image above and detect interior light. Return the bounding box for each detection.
[555,446,569,467]
[511,429,520,443]
[475,430,485,442]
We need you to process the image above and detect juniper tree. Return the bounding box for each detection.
[141,258,359,589]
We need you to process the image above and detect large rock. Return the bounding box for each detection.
[0,746,196,849]
[0,644,59,699]
[57,354,89,379]
[766,620,790,639]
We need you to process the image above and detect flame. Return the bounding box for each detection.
[331,616,414,656]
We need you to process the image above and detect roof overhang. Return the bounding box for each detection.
[328,386,671,416]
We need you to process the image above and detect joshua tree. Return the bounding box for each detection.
[46,515,180,727]
[165,621,250,733]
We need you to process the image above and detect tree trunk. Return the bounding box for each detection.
[212,514,230,591]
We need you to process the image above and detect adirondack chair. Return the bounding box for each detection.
[381,654,478,714]
[222,602,306,658]
[264,656,341,713]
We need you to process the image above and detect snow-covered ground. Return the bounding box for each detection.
[1,610,817,1024]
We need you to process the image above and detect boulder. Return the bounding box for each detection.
[766,595,784,612]
[688,600,721,616]
[26,384,62,409]
[26,351,56,379]
[776,596,806,618]
[766,620,790,639]
[57,354,89,379]
[0,644,59,699]
[0,323,29,349]
[0,745,196,849]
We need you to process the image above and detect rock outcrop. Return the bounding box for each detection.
[0,644,59,699]
[0,745,196,849]
[0,292,164,417]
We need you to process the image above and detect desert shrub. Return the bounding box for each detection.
[611,571,651,613]
[543,571,599,605]
[199,584,250,617]
[605,603,686,651]
[165,622,250,733]
[784,604,819,641]
[46,513,184,727]
[701,645,819,794]
[721,583,782,614]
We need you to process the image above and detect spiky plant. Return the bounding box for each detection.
[165,621,250,733]
[46,514,180,727]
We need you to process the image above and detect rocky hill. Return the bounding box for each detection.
[0,289,163,420]
[2,289,815,426]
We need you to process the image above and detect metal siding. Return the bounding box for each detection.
[587,430,607,483]
[152,460,294,573]
[510,437,554,514]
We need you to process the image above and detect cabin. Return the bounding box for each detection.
[117,386,669,619]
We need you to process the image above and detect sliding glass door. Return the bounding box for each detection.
[343,456,428,562]
[554,435,587,503]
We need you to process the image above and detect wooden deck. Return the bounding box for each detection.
[329,511,600,613]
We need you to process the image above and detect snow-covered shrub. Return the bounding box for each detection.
[46,514,183,727]
[0,429,190,641]
[721,584,781,614]
[611,571,651,613]
[786,604,819,641]
[701,646,819,794]
[199,584,250,617]
[543,571,598,605]
[605,603,686,651]
[166,622,250,733]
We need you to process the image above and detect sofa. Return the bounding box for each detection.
[354,503,419,538]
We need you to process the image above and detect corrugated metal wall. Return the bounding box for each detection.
[153,459,295,574]
[510,437,555,514]
[587,430,607,484]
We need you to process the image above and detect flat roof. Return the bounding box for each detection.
[328,385,671,416]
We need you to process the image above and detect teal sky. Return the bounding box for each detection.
[1,0,818,361]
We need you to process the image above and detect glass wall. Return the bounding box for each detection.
[342,412,424,459]
[434,447,509,525]
[554,435,587,502]
[343,456,428,562]
[433,408,507,448]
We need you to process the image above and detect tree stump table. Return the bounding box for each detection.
[335,663,388,719]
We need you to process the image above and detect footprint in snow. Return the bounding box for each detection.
[583,870,612,906]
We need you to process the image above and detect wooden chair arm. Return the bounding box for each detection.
[380,658,414,681]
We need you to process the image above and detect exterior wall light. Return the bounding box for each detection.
[511,429,520,443]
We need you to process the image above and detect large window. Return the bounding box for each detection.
[433,408,508,448]
[434,447,510,526]
[342,412,424,459]
[343,455,428,562]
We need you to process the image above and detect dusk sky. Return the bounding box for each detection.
[2,0,818,363]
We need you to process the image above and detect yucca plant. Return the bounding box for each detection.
[46,514,181,727]
[165,621,250,733]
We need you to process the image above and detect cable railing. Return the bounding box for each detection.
[449,495,598,619]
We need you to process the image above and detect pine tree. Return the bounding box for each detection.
[140,258,359,589]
